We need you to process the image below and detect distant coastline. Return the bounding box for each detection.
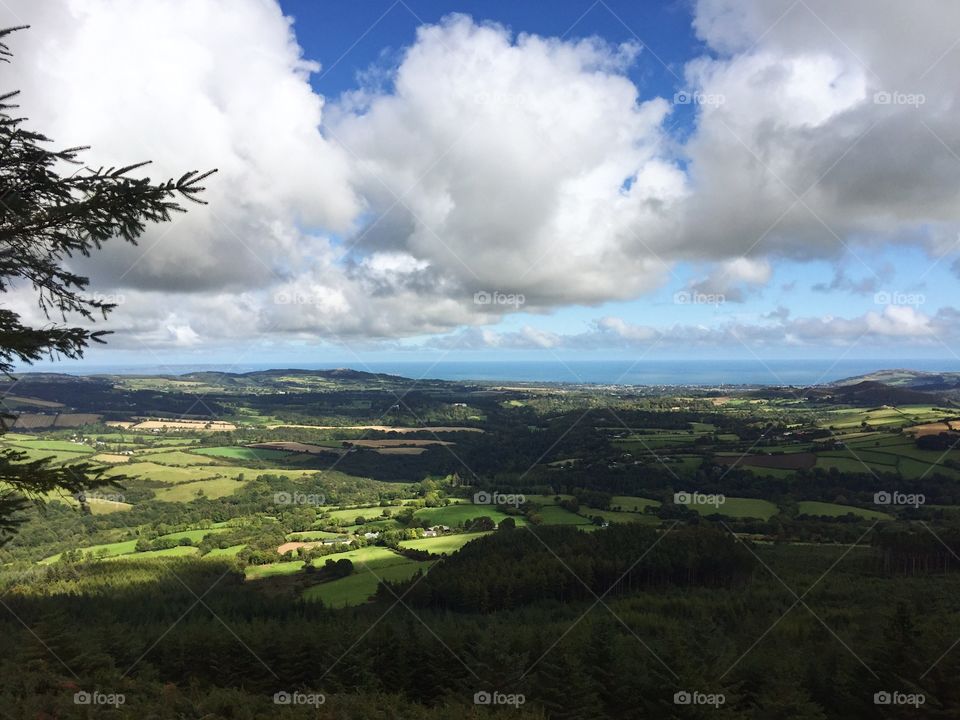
[17,359,960,387]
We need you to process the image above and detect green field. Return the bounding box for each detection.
[303,547,434,607]
[609,495,661,512]
[413,504,527,527]
[797,501,893,520]
[135,450,222,466]
[192,446,295,462]
[6,439,95,453]
[157,527,231,542]
[398,532,491,554]
[153,477,248,501]
[678,496,780,520]
[535,505,592,525]
[286,530,345,541]
[581,508,660,525]
[204,544,246,557]
[244,560,306,579]
[102,462,222,484]
[112,546,200,560]
[41,539,139,564]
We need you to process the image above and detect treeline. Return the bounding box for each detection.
[3,544,960,718]
[388,525,755,612]
[875,524,960,575]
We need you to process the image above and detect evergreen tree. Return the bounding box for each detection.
[0,27,213,542]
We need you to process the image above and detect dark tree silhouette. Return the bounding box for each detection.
[0,26,214,542]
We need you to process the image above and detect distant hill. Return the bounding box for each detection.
[176,368,407,385]
[751,369,960,406]
[805,380,949,406]
[828,368,960,394]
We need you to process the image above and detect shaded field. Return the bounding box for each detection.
[715,452,816,470]
[796,501,893,520]
[609,496,661,512]
[679,497,780,520]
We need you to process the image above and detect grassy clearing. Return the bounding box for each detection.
[535,505,591,525]
[414,504,527,527]
[153,477,248,502]
[609,496,661,513]
[41,539,139,564]
[679,497,780,520]
[286,530,345,541]
[6,439,95,453]
[135,450,222,466]
[398,532,491,554]
[580,509,660,525]
[102,462,222,484]
[522,494,574,505]
[192,446,295,462]
[303,555,434,608]
[244,560,305,579]
[797,501,893,520]
[112,546,200,560]
[204,544,246,557]
[158,527,231,542]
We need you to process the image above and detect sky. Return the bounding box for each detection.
[3,0,960,371]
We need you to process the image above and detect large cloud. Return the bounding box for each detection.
[681,0,960,264]
[329,15,685,310]
[1,0,359,294]
[2,1,959,353]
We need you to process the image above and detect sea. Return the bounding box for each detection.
[31,359,960,387]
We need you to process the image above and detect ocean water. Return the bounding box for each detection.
[36,359,960,387]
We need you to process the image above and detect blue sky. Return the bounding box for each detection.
[4,0,960,372]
